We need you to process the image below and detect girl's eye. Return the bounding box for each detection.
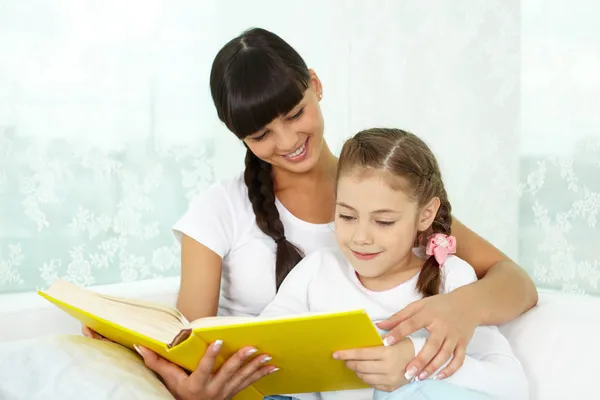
[376,220,395,226]
[338,214,355,221]
[289,108,304,120]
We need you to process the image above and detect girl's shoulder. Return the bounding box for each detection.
[440,255,478,293]
[291,246,348,276]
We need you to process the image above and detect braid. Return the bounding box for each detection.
[416,184,453,297]
[244,149,304,291]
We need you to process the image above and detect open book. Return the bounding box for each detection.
[39,280,384,400]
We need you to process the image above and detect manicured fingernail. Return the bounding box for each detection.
[383,336,395,346]
[245,348,257,357]
[261,356,272,363]
[435,372,445,380]
[211,340,223,353]
[404,366,417,380]
[268,367,279,374]
[418,371,429,380]
[133,344,143,356]
[332,352,340,359]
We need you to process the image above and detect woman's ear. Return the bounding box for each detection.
[417,197,441,232]
[308,68,323,100]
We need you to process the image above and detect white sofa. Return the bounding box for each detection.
[0,277,596,399]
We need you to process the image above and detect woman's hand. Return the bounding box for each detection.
[135,340,277,400]
[376,291,478,381]
[83,326,276,399]
[333,338,415,392]
[82,326,113,342]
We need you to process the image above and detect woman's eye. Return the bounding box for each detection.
[289,108,304,120]
[251,132,268,142]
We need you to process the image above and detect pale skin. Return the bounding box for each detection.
[84,70,538,398]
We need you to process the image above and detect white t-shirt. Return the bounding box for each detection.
[260,247,529,400]
[172,173,338,317]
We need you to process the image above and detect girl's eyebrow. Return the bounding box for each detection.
[336,202,400,214]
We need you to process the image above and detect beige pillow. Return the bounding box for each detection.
[0,334,174,400]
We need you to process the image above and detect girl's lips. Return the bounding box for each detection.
[351,250,382,261]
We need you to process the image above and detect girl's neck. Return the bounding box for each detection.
[358,250,425,292]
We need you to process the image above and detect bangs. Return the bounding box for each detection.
[221,50,309,138]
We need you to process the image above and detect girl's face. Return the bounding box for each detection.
[242,70,326,175]
[334,170,439,288]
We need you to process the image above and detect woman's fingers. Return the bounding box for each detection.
[416,338,456,380]
[222,354,279,396]
[376,300,423,332]
[435,343,466,379]
[404,332,445,379]
[81,326,112,342]
[207,345,260,394]
[134,345,189,392]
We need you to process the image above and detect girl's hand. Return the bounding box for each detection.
[376,291,478,381]
[333,338,415,392]
[135,340,277,400]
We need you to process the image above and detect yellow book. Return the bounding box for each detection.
[38,280,384,399]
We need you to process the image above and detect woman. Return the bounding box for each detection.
[85,27,537,400]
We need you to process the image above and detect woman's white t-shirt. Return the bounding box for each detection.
[172,173,338,317]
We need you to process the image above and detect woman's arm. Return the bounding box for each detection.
[377,217,538,381]
[451,217,538,325]
[138,234,276,399]
[177,233,222,320]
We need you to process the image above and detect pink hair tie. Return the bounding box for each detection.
[425,233,457,265]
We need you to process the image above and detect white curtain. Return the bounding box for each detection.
[1,0,598,294]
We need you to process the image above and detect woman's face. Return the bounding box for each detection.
[242,70,326,174]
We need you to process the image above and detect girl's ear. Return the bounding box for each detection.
[417,197,440,232]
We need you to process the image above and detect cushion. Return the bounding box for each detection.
[0,334,174,400]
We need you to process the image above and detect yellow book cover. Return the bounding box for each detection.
[38,280,384,399]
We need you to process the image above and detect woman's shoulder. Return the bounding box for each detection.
[172,173,253,251]
[182,172,252,217]
[200,172,248,204]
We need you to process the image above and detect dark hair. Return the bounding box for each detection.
[209,28,307,290]
[337,128,453,297]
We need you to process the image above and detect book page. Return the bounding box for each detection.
[43,280,186,344]
[98,294,190,326]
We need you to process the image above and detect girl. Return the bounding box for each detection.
[260,128,529,400]
[85,28,537,400]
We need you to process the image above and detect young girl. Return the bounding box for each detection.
[260,128,529,400]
